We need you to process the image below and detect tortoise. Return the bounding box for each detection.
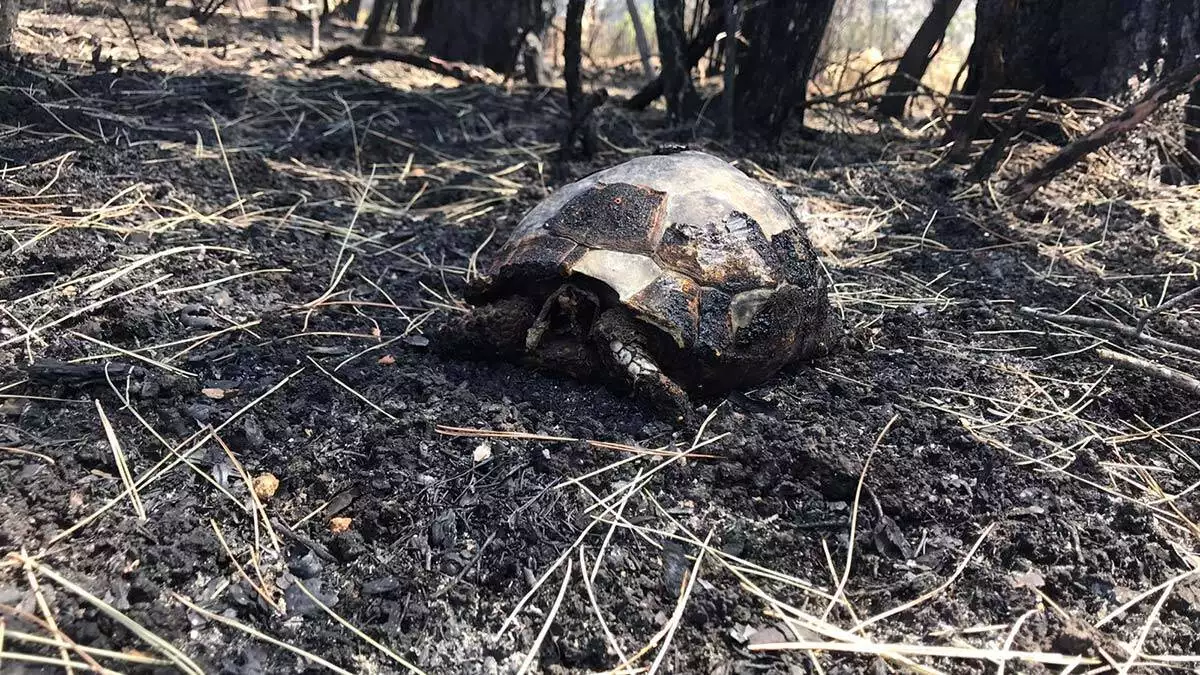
[437,150,837,424]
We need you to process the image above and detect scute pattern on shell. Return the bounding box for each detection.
[481,150,821,352]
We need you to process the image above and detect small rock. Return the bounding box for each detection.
[329,517,352,534]
[252,473,279,501]
[1012,570,1046,590]
[748,625,789,647]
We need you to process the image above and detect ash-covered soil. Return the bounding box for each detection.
[1,5,1199,674]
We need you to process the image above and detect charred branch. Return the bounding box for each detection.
[1007,55,1200,202]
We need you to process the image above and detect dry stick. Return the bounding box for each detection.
[1096,348,1200,397]
[210,118,245,218]
[20,550,83,675]
[3,628,168,666]
[0,274,171,348]
[1117,581,1176,675]
[95,400,147,521]
[1019,306,1200,361]
[851,522,995,633]
[1136,284,1200,337]
[108,0,146,66]
[1007,55,1200,203]
[578,548,628,664]
[48,368,303,547]
[750,640,1098,667]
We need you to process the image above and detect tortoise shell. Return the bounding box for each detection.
[476,150,828,371]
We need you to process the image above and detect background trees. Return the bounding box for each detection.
[0,0,17,53]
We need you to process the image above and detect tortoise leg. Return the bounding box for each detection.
[434,295,538,359]
[591,308,694,425]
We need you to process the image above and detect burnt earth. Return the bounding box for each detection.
[1,7,1199,675]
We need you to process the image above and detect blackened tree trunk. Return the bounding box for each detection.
[0,0,17,54]
[363,0,395,46]
[654,0,697,122]
[418,0,551,74]
[721,0,738,136]
[561,0,607,159]
[964,0,1200,179]
[967,0,1200,102]
[943,0,1015,161]
[734,0,837,137]
[626,0,654,78]
[393,0,415,35]
[564,0,584,113]
[877,0,963,119]
[626,3,722,110]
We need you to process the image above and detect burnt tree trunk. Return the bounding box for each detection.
[964,0,1200,180]
[943,0,1015,162]
[654,0,697,123]
[626,0,654,78]
[363,0,395,46]
[393,0,415,34]
[418,0,551,74]
[564,0,584,113]
[0,0,17,54]
[561,0,606,159]
[340,0,362,21]
[734,0,837,137]
[877,0,963,119]
[721,0,738,136]
[626,4,722,110]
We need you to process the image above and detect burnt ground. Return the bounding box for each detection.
[2,4,1199,675]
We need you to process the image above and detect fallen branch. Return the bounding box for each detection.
[1007,54,1200,203]
[1019,307,1200,360]
[309,45,493,84]
[1096,348,1200,397]
[966,87,1041,182]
